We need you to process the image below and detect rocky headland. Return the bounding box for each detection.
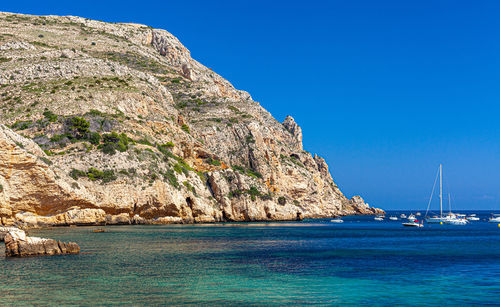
[0,12,383,228]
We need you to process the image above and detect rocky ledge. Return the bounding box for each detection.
[2,227,80,257]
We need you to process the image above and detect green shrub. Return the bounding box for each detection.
[232,165,245,173]
[247,169,262,179]
[43,110,58,122]
[173,163,183,174]
[183,181,196,194]
[87,109,105,117]
[70,116,90,138]
[71,167,116,183]
[50,133,69,143]
[101,132,130,154]
[228,105,240,113]
[69,168,86,180]
[247,186,260,201]
[12,120,32,130]
[228,189,243,198]
[137,138,153,146]
[157,142,174,154]
[88,132,101,145]
[175,101,188,109]
[278,196,286,205]
[101,143,116,155]
[196,171,207,182]
[163,169,179,188]
[246,134,255,144]
[207,157,221,166]
[181,124,190,134]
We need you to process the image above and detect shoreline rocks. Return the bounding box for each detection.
[3,228,80,257]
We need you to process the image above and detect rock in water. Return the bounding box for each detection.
[0,226,23,242]
[4,229,80,257]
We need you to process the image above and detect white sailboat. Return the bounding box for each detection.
[424,164,467,225]
[425,164,447,223]
[443,195,467,225]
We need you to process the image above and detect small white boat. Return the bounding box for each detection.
[488,215,500,223]
[426,216,447,223]
[467,216,480,221]
[389,216,398,221]
[402,222,423,228]
[408,214,417,222]
[330,218,344,223]
[374,216,384,221]
[400,214,407,218]
[416,212,421,216]
[444,217,468,225]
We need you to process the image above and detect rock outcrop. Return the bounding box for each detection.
[0,12,383,227]
[3,228,80,257]
[0,226,23,241]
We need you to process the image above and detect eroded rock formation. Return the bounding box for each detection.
[4,228,80,257]
[0,12,383,227]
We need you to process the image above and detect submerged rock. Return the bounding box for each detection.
[3,229,80,257]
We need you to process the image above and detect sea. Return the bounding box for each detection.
[1,210,499,306]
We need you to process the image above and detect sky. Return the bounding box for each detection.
[2,0,500,210]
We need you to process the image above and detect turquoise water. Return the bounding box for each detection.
[1,211,500,306]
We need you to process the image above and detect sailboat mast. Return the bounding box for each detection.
[439,164,443,218]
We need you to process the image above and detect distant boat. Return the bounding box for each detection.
[407,214,417,222]
[389,216,398,221]
[444,217,467,225]
[488,214,500,223]
[330,218,344,223]
[416,212,421,216]
[402,221,423,228]
[424,164,468,225]
[467,215,480,221]
[425,165,447,223]
[374,216,384,221]
[400,214,407,218]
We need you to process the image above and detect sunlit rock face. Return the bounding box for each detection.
[0,12,383,227]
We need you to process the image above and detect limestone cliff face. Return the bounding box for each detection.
[0,12,383,227]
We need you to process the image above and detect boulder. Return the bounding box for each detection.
[0,226,23,242]
[4,229,80,257]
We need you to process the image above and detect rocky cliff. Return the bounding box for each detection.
[0,12,383,227]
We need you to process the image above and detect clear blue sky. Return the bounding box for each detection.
[3,1,500,210]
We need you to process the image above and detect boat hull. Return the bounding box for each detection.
[426,217,446,223]
[402,222,423,228]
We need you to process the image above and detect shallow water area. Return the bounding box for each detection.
[1,211,500,306]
